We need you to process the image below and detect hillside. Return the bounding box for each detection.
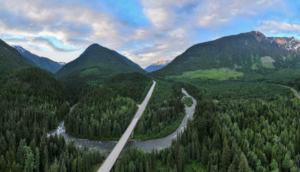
[150,31,300,81]
[56,43,146,85]
[145,60,171,72]
[0,39,31,78]
[0,67,104,172]
[13,45,65,74]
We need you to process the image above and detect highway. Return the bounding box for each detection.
[282,85,300,99]
[97,81,156,172]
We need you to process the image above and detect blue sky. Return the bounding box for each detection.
[0,0,299,67]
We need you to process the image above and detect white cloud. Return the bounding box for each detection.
[0,0,287,67]
[258,21,300,34]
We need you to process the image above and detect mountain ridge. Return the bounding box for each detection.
[150,31,300,79]
[0,39,31,78]
[12,45,65,74]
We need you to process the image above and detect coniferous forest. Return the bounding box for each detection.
[112,81,300,172]
[0,67,104,172]
[133,81,185,140]
[64,72,153,140]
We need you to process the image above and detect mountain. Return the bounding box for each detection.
[55,43,146,85]
[150,31,300,80]
[58,62,67,65]
[12,45,65,74]
[145,60,171,73]
[0,39,31,78]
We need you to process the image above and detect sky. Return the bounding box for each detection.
[0,0,300,68]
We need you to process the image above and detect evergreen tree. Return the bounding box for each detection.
[238,153,250,172]
[270,159,279,171]
[35,148,40,172]
[24,146,35,172]
[221,145,231,171]
[72,159,77,172]
[129,161,135,172]
[139,161,143,172]
[177,146,185,172]
[201,146,209,164]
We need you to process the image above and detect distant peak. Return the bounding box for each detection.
[58,62,66,65]
[12,45,26,53]
[150,60,171,66]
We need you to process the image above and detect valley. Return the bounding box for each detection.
[2,30,300,172]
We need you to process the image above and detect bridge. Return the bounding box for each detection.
[97,81,156,172]
[282,85,300,99]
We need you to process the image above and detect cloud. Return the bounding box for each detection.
[258,21,300,34]
[32,37,77,52]
[0,0,289,67]
[2,37,27,42]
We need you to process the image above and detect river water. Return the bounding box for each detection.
[47,88,196,152]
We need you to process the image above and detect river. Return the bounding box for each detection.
[47,88,196,152]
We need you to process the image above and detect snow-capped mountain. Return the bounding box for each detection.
[145,60,171,73]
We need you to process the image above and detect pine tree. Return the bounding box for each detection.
[177,146,184,172]
[201,146,209,164]
[231,139,239,157]
[16,140,24,166]
[35,148,40,172]
[0,136,6,156]
[129,161,135,172]
[24,146,35,172]
[139,161,143,172]
[221,145,231,171]
[0,155,6,172]
[72,159,77,172]
[270,159,278,171]
[238,153,250,172]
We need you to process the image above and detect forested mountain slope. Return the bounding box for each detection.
[0,67,104,172]
[0,39,31,78]
[13,46,64,74]
[150,31,300,80]
[56,43,146,85]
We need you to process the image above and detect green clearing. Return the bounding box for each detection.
[167,68,243,80]
[182,96,193,107]
[80,68,101,77]
[260,56,275,69]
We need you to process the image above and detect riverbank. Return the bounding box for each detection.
[132,111,186,140]
[47,88,196,153]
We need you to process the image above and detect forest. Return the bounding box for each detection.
[112,79,300,172]
[0,67,104,172]
[64,72,153,140]
[133,81,185,140]
[3,57,300,172]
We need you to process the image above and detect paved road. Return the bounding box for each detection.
[97,81,156,172]
[282,85,300,99]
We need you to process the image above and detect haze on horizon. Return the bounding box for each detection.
[0,0,299,68]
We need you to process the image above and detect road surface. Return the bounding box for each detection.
[282,85,300,99]
[97,81,156,172]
